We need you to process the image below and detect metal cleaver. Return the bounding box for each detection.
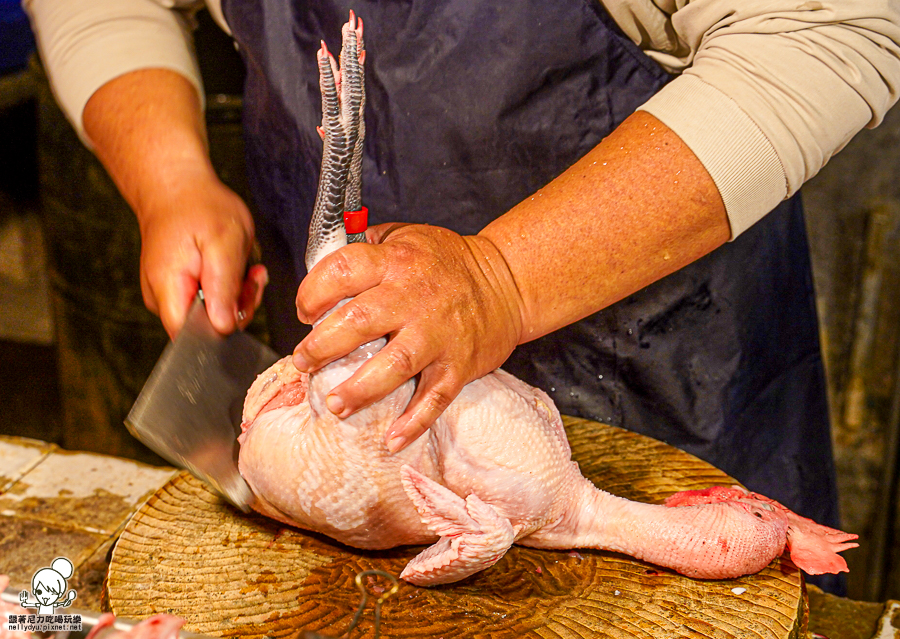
[125,292,280,512]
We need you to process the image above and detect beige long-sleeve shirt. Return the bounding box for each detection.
[23,0,900,237]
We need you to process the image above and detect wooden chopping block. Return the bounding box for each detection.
[106,417,807,638]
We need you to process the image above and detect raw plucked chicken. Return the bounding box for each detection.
[85,613,184,639]
[238,13,858,586]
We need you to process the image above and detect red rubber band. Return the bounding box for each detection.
[344,206,368,234]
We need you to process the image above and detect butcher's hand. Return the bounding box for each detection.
[136,174,268,338]
[83,68,267,338]
[293,223,525,452]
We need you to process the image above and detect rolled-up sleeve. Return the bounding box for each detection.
[627,1,900,237]
[23,0,205,140]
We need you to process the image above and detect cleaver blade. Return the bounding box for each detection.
[125,293,279,512]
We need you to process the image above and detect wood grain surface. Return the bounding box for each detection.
[106,417,806,639]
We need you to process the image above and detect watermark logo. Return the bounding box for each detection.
[5,557,82,633]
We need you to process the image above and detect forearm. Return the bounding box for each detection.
[602,1,900,237]
[82,69,262,336]
[479,110,730,343]
[83,68,214,219]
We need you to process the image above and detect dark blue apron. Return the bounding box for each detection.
[223,0,843,592]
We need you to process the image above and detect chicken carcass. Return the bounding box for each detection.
[237,13,858,586]
[86,613,184,639]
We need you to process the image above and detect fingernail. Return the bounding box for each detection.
[386,433,407,454]
[326,394,345,416]
[293,353,309,372]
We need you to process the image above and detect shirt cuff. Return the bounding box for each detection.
[637,75,788,239]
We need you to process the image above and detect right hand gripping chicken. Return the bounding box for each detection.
[238,13,858,587]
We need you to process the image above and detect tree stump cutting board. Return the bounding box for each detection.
[106,417,807,638]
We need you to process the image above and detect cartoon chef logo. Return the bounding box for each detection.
[19,557,77,614]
